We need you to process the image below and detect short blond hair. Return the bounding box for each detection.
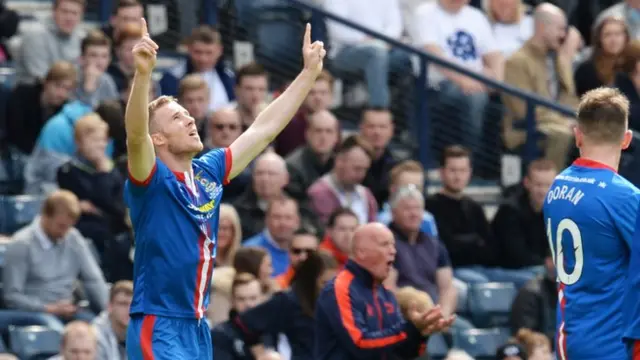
[110,280,134,302]
[62,321,97,348]
[41,190,81,220]
[390,160,424,187]
[148,96,177,131]
[178,74,209,100]
[577,87,629,144]
[74,113,109,141]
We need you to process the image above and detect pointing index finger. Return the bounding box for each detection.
[141,18,149,36]
[303,23,311,48]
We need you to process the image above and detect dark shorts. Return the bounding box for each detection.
[126,314,212,360]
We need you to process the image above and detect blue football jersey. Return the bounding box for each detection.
[125,148,232,319]
[543,158,640,360]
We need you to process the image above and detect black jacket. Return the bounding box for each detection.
[285,145,333,202]
[212,310,278,360]
[510,274,557,345]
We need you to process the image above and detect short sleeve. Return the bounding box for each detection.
[126,158,169,195]
[436,240,451,268]
[413,4,439,46]
[197,147,233,185]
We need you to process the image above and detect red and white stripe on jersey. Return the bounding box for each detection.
[194,223,214,319]
[557,283,568,360]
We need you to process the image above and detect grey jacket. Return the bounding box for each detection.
[16,18,85,84]
[3,219,108,312]
[93,311,127,360]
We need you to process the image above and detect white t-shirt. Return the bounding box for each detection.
[412,2,498,84]
[492,15,534,58]
[201,69,231,112]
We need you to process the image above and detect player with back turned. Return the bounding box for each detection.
[543,87,640,360]
[124,18,327,359]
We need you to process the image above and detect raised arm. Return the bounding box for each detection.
[126,18,159,183]
[228,24,326,180]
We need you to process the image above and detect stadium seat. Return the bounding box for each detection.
[0,194,45,235]
[8,325,61,360]
[426,333,449,360]
[467,282,517,328]
[453,278,469,316]
[452,328,511,360]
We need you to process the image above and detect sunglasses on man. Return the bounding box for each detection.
[291,247,316,255]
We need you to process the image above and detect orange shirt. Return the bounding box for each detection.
[319,235,348,268]
[275,266,296,289]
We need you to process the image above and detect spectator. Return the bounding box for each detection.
[595,0,640,40]
[484,0,534,57]
[243,198,300,277]
[378,160,439,239]
[201,107,247,202]
[76,30,119,107]
[324,0,412,112]
[208,266,236,328]
[212,273,277,360]
[308,135,378,225]
[413,0,504,158]
[16,0,86,84]
[49,321,98,360]
[107,22,143,95]
[177,74,210,138]
[233,251,339,360]
[160,26,235,111]
[234,153,318,238]
[388,185,457,319]
[0,1,18,64]
[92,280,133,360]
[100,0,143,49]
[314,223,453,359]
[492,159,556,276]
[574,16,629,96]
[495,343,527,360]
[616,39,640,131]
[5,61,76,155]
[3,190,109,331]
[233,247,278,296]
[95,100,126,163]
[275,229,320,289]
[510,251,557,344]
[231,63,269,128]
[360,107,407,205]
[56,113,127,264]
[319,208,359,269]
[273,70,335,157]
[216,204,242,268]
[503,3,579,171]
[512,328,553,360]
[426,146,515,285]
[285,109,339,201]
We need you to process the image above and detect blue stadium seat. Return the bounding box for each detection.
[8,325,61,360]
[453,278,469,316]
[426,333,449,360]
[467,282,517,328]
[453,328,511,360]
[0,195,45,235]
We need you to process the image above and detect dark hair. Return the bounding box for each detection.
[188,25,221,45]
[81,29,111,55]
[233,247,268,277]
[112,0,141,14]
[440,144,471,167]
[293,228,317,239]
[291,251,338,317]
[591,16,629,84]
[577,87,629,144]
[236,62,267,86]
[327,207,358,228]
[334,134,374,158]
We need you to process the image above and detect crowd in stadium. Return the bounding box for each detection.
[0,0,637,359]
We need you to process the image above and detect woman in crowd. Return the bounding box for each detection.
[233,246,279,295]
[232,251,339,360]
[217,204,242,267]
[617,40,640,131]
[574,16,629,96]
[484,0,534,58]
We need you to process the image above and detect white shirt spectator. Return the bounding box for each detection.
[491,15,533,57]
[413,2,499,84]
[325,0,403,56]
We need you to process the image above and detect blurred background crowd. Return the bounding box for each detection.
[0,0,638,359]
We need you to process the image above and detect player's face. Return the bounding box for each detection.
[306,113,339,156]
[304,79,332,112]
[289,235,318,269]
[54,0,84,35]
[526,169,556,212]
[360,110,393,151]
[232,280,263,313]
[329,214,358,254]
[63,334,96,360]
[181,88,209,121]
[336,148,371,187]
[392,197,423,232]
[109,293,132,328]
[152,101,203,155]
[217,217,235,252]
[441,157,471,194]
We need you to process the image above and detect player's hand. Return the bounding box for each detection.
[302,23,326,76]
[133,18,158,75]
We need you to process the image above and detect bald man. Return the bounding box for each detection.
[502,2,580,171]
[314,223,454,359]
[50,320,98,360]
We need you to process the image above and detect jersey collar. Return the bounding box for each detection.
[572,157,617,173]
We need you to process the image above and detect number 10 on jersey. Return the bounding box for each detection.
[546,218,584,285]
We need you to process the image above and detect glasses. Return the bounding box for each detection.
[291,247,315,255]
[213,123,239,131]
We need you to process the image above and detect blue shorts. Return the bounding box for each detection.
[126,314,212,360]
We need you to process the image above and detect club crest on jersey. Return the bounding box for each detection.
[195,171,223,199]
